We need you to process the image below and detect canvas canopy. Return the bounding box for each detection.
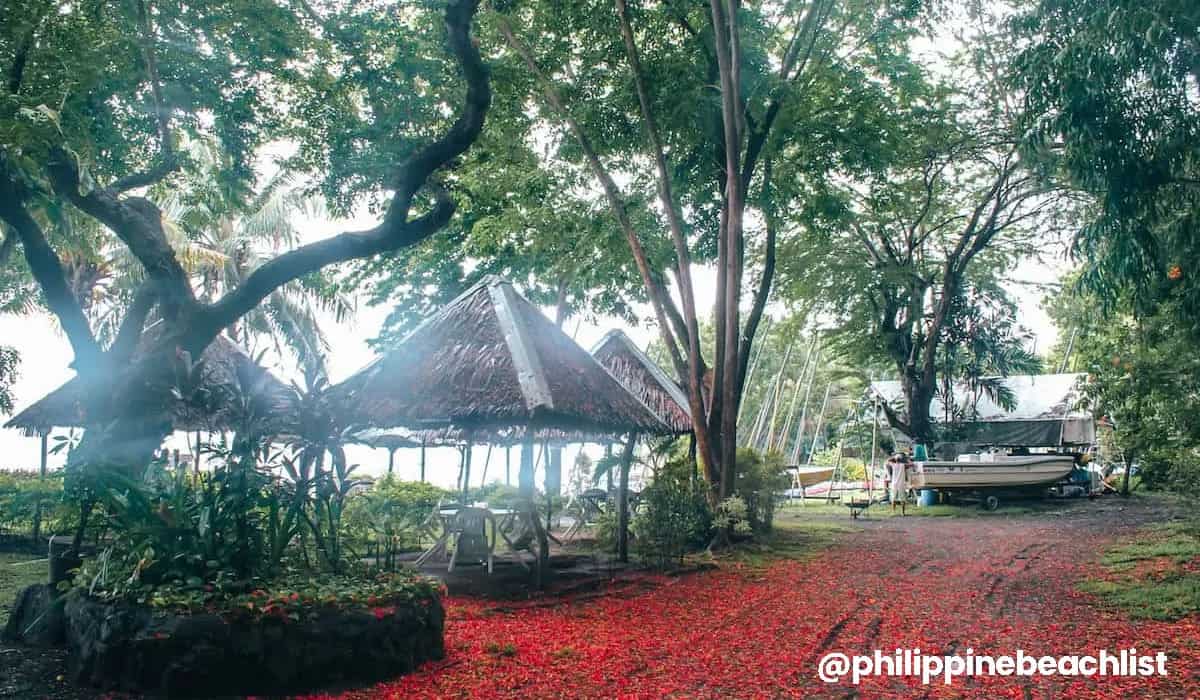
[868,373,1095,448]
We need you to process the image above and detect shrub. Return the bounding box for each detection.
[713,496,752,537]
[0,471,75,543]
[342,478,450,569]
[631,457,711,568]
[734,449,789,532]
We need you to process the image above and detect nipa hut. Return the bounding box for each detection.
[331,276,668,437]
[590,329,692,434]
[4,331,297,437]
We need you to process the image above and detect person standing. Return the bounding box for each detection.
[890,452,911,514]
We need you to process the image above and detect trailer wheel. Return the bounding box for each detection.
[982,495,1000,511]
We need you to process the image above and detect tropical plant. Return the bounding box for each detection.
[1045,279,1200,496]
[631,456,712,568]
[733,449,790,533]
[343,478,450,571]
[1014,0,1200,329]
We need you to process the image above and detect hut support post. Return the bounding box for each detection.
[868,395,879,500]
[617,431,637,563]
[32,432,48,545]
[461,440,473,499]
[520,432,550,585]
[194,431,202,476]
[480,444,493,487]
[387,448,396,477]
[505,445,511,485]
[419,440,427,482]
[687,433,697,485]
[604,443,614,493]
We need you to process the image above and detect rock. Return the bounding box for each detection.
[2,584,66,646]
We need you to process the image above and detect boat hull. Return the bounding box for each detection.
[913,456,1075,490]
[792,467,835,487]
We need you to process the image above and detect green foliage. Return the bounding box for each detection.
[0,346,17,415]
[0,470,76,540]
[343,478,450,570]
[1014,0,1200,328]
[713,497,752,538]
[631,457,712,568]
[75,563,438,619]
[733,449,789,533]
[467,482,524,509]
[1046,277,1200,495]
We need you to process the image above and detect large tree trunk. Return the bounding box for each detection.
[901,371,937,446]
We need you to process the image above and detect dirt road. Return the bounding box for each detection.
[320,496,1198,699]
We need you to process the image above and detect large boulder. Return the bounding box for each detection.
[64,593,445,696]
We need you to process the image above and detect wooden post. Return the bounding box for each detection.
[462,439,474,499]
[687,433,697,486]
[32,431,48,545]
[521,431,550,584]
[617,432,637,563]
[419,439,427,482]
[505,445,511,486]
[480,444,493,486]
[387,447,396,477]
[544,440,559,530]
[194,431,202,476]
[604,443,614,493]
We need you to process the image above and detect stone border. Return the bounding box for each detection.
[63,592,445,696]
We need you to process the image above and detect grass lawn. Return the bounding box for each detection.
[775,497,1059,519]
[1079,516,1200,621]
[0,552,47,629]
[709,511,854,568]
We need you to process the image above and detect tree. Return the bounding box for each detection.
[1045,276,1200,496]
[474,0,925,498]
[0,1,490,480]
[1014,0,1199,330]
[777,1,1073,443]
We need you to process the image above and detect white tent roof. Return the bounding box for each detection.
[868,373,1091,422]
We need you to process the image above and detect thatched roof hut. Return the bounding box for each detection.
[331,276,669,438]
[4,331,297,436]
[591,329,692,434]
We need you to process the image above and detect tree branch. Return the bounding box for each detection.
[496,13,688,380]
[737,158,777,396]
[205,0,491,342]
[0,168,101,371]
[111,0,179,193]
[613,0,710,461]
[110,280,158,362]
[45,149,195,311]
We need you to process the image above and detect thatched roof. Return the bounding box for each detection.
[4,331,297,436]
[591,329,692,434]
[331,276,669,438]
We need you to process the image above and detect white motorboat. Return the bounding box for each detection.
[790,465,836,488]
[912,454,1076,490]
